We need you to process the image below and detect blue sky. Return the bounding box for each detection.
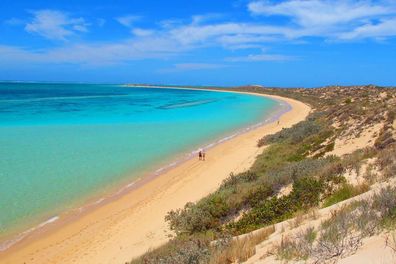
[0,0,395,87]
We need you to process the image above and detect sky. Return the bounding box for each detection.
[0,0,395,87]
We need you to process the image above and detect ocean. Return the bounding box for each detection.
[0,82,283,249]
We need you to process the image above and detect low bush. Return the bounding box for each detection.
[245,184,273,207]
[372,186,396,228]
[219,171,258,190]
[166,193,231,235]
[276,200,379,263]
[376,145,396,178]
[322,183,369,208]
[264,157,336,192]
[276,227,317,261]
[251,143,301,176]
[258,116,323,146]
[227,177,324,235]
[130,234,212,264]
[275,187,396,263]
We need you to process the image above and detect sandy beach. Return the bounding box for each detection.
[0,91,310,264]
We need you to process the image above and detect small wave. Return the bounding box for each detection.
[0,216,59,252]
[93,198,105,205]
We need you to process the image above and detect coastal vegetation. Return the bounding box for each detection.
[275,185,396,263]
[130,85,396,264]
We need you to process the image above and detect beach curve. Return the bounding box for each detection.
[0,89,311,264]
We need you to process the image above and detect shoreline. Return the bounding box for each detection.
[0,90,310,264]
[0,89,288,252]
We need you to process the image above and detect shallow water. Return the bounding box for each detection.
[0,83,280,242]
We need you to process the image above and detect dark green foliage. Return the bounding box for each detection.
[291,177,324,209]
[245,184,273,207]
[322,183,369,208]
[227,177,323,235]
[166,193,231,235]
[228,196,295,234]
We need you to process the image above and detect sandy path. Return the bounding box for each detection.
[0,92,310,264]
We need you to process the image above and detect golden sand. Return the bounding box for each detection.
[0,92,310,264]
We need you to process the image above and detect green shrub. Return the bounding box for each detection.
[291,177,324,209]
[322,183,369,208]
[227,195,296,235]
[219,171,258,190]
[166,193,231,235]
[251,143,301,176]
[245,184,273,207]
[258,117,323,146]
[265,157,335,191]
[227,177,323,235]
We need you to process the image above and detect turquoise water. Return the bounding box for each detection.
[0,83,280,244]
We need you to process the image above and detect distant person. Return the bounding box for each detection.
[198,150,202,160]
[202,150,206,161]
[277,120,280,125]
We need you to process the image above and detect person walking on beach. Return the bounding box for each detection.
[202,150,206,161]
[198,149,202,160]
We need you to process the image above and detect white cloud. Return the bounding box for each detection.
[116,15,141,27]
[338,17,396,40]
[169,23,291,46]
[3,2,396,67]
[191,13,224,25]
[247,0,396,40]
[226,51,293,62]
[160,63,227,72]
[248,0,393,27]
[132,28,154,37]
[0,34,188,66]
[25,10,89,40]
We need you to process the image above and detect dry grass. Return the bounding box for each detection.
[289,211,305,229]
[273,186,396,263]
[275,227,317,261]
[209,226,275,264]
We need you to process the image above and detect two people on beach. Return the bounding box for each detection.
[198,149,206,161]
